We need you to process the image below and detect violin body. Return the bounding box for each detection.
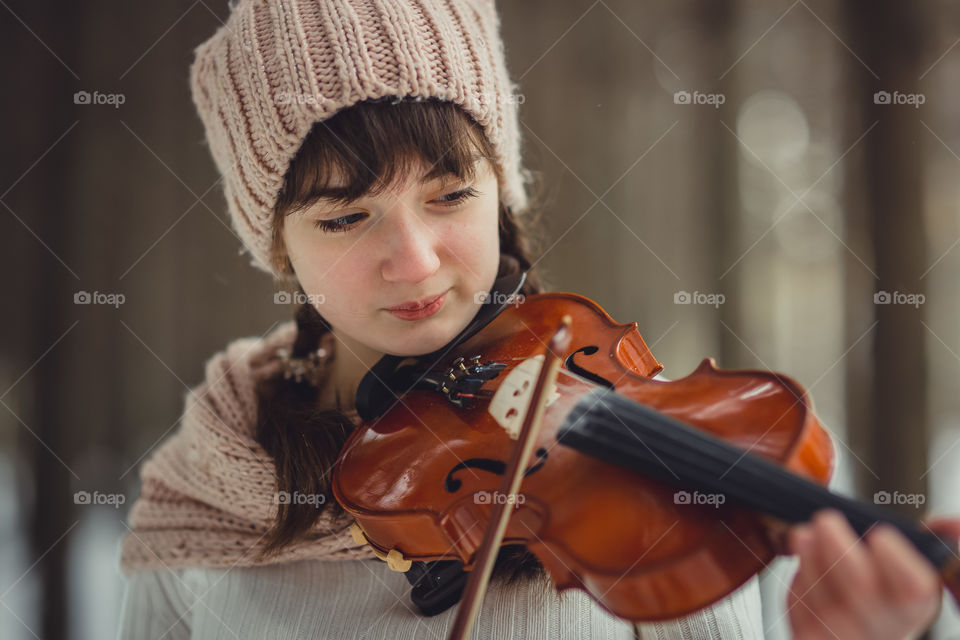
[333,292,835,621]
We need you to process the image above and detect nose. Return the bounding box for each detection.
[379,206,441,284]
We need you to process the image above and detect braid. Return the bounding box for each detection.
[291,297,328,357]
[253,292,354,561]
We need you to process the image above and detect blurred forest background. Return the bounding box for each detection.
[3,0,960,638]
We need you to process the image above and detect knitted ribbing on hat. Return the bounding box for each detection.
[190,0,528,276]
[118,322,377,574]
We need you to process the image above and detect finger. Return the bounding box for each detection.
[788,515,862,638]
[867,523,942,616]
[806,509,880,617]
[788,564,866,640]
[921,517,960,618]
[788,523,828,602]
[789,604,862,640]
[788,569,864,640]
[923,517,960,540]
[789,522,815,556]
[922,517,960,560]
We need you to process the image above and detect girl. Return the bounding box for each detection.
[117,0,959,638]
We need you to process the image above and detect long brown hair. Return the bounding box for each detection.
[254,97,548,582]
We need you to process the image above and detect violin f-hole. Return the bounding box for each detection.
[444,448,548,493]
[565,346,616,389]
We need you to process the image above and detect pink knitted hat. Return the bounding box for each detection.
[190,0,529,277]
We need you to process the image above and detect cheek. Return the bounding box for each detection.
[285,232,367,309]
[300,252,367,307]
[441,204,501,276]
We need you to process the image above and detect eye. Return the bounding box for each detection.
[313,212,365,233]
[434,186,480,207]
[310,187,480,233]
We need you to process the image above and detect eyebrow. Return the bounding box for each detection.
[309,155,485,205]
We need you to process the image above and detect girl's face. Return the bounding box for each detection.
[282,157,501,361]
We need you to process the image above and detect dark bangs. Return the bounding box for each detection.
[271,97,499,274]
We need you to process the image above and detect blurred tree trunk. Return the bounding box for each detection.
[842,2,930,517]
[3,2,85,638]
[689,1,742,366]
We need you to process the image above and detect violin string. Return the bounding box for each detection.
[558,390,813,515]
[556,388,954,568]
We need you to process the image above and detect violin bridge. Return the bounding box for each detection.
[487,354,560,439]
[349,521,412,572]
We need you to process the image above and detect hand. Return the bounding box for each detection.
[786,508,958,640]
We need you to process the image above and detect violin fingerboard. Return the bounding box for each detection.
[557,387,956,571]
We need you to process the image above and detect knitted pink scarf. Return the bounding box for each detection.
[119,321,376,576]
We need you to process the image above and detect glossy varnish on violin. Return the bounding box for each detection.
[333,292,840,621]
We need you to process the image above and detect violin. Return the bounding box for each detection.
[331,289,960,636]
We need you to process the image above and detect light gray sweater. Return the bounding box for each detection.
[116,558,765,639]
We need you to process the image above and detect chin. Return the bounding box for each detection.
[381,329,456,358]
[381,308,477,357]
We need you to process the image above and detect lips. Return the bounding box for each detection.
[386,291,446,311]
[385,289,449,321]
